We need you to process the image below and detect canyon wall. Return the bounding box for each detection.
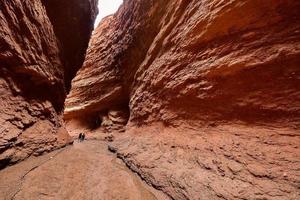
[0,0,97,168]
[66,0,300,199]
[66,0,300,126]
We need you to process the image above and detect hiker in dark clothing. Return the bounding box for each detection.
[82,133,86,141]
[78,133,82,142]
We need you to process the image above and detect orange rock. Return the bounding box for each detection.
[65,0,300,199]
[66,0,300,127]
[0,0,97,168]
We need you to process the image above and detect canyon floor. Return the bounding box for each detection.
[0,125,299,200]
[0,139,168,200]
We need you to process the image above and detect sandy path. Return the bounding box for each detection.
[0,140,169,200]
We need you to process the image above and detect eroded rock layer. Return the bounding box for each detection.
[66,0,300,199]
[66,0,300,125]
[0,0,97,168]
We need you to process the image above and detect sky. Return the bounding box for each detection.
[94,0,123,28]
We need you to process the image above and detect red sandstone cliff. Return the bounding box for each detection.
[0,0,97,168]
[66,0,300,126]
[65,0,300,199]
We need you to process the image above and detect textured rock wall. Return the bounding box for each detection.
[42,0,98,91]
[66,0,300,126]
[65,0,170,118]
[0,0,97,168]
[131,0,300,127]
[65,0,300,199]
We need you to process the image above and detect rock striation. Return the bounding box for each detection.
[66,0,300,199]
[66,0,300,126]
[0,0,97,168]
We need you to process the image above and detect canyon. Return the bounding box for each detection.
[0,0,97,168]
[1,0,300,200]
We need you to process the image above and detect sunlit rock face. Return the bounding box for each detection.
[65,0,300,199]
[0,0,97,168]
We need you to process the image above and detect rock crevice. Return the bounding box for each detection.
[65,0,300,199]
[0,0,98,168]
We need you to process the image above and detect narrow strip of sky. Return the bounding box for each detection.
[94,0,123,28]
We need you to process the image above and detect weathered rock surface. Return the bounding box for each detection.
[42,0,98,91]
[0,0,97,168]
[111,124,300,200]
[66,0,300,126]
[65,0,300,199]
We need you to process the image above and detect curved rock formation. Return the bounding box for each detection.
[64,0,171,118]
[66,0,300,126]
[0,0,97,168]
[65,0,300,199]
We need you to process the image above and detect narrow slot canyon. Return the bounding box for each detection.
[0,0,300,200]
